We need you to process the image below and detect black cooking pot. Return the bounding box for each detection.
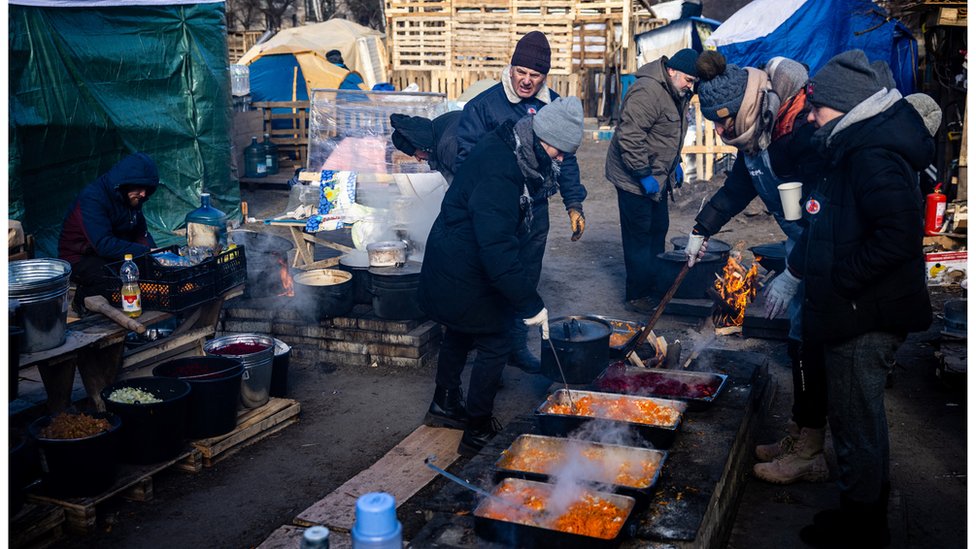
[369,261,423,320]
[293,269,354,320]
[541,316,612,385]
[671,235,732,261]
[655,250,724,300]
[749,241,788,274]
[338,250,372,305]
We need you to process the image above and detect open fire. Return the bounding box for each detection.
[712,252,759,327]
[277,256,295,297]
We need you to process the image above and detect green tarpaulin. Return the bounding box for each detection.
[9,1,239,258]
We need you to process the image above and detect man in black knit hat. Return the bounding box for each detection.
[452,31,588,376]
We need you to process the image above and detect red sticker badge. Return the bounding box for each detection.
[805,198,821,215]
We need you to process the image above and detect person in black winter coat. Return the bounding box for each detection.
[769,50,934,548]
[390,110,462,183]
[453,31,587,375]
[418,97,584,457]
[58,152,160,312]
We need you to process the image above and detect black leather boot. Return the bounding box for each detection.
[508,322,541,374]
[457,416,501,457]
[424,386,469,429]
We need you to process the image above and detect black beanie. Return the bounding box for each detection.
[665,48,699,78]
[511,31,551,74]
[390,113,434,156]
[807,50,889,113]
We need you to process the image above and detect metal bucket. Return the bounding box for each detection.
[9,259,72,353]
[205,334,275,409]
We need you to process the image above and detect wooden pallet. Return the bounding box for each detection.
[513,0,574,16]
[452,15,514,71]
[390,17,452,70]
[384,0,450,16]
[513,17,575,74]
[10,502,66,549]
[26,447,202,534]
[452,0,511,14]
[192,397,301,468]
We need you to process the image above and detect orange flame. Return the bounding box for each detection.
[277,256,295,297]
[713,254,759,327]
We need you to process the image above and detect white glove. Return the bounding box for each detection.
[685,233,708,267]
[523,307,550,340]
[763,270,801,319]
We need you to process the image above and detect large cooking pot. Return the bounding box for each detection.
[293,269,354,320]
[748,241,788,275]
[541,316,612,385]
[671,236,732,261]
[229,230,294,297]
[368,261,423,320]
[367,241,407,268]
[655,250,724,300]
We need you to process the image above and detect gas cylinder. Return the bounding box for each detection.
[924,184,947,236]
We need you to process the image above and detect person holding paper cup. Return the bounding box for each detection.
[688,51,831,487]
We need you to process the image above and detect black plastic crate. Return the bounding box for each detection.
[215,246,247,293]
[102,247,216,312]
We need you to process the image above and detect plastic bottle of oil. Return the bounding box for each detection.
[120,254,142,318]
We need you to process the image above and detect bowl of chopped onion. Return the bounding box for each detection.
[101,376,192,464]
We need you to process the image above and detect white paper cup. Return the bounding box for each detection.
[778,182,803,221]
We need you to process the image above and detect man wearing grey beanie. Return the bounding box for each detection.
[418,98,583,456]
[777,49,934,548]
[604,48,699,314]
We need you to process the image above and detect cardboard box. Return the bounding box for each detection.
[925,251,967,285]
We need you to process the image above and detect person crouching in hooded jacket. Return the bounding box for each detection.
[418,97,584,457]
[390,110,462,183]
[58,152,160,314]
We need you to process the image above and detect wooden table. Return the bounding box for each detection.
[18,286,242,414]
[265,220,353,271]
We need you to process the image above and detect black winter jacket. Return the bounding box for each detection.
[58,153,159,264]
[789,99,933,342]
[418,121,546,333]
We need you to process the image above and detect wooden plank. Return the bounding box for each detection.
[294,425,462,530]
[9,502,65,549]
[192,398,301,461]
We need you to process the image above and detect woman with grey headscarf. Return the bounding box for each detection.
[684,50,830,487]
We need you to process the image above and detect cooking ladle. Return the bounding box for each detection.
[545,334,577,414]
[425,456,543,517]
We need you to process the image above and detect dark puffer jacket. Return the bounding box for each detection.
[454,82,585,211]
[58,153,159,264]
[789,99,933,343]
[605,57,690,198]
[418,121,545,333]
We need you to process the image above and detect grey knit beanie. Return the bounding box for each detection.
[807,50,890,113]
[905,93,943,137]
[765,56,808,101]
[533,96,584,153]
[695,50,750,122]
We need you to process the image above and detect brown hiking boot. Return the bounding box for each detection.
[753,427,829,484]
[755,421,800,462]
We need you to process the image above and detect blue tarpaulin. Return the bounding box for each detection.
[705,0,917,94]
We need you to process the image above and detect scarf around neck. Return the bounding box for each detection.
[501,65,553,105]
[722,67,781,156]
[512,116,558,232]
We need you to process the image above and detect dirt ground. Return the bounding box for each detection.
[49,138,966,548]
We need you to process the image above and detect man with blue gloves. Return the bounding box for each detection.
[604,48,698,313]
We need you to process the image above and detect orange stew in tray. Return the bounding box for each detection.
[498,439,663,489]
[543,393,681,427]
[479,481,630,539]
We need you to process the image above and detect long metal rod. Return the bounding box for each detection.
[545,337,576,413]
[424,457,529,514]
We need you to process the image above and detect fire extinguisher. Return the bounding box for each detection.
[924,183,948,236]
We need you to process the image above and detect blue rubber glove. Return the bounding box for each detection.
[675,163,684,188]
[639,174,660,194]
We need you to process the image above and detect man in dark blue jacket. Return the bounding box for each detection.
[58,152,159,311]
[454,30,587,373]
[419,97,584,456]
[768,51,934,548]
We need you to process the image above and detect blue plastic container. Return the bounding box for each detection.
[351,492,402,549]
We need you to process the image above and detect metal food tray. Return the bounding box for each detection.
[494,434,667,504]
[473,477,638,549]
[588,316,644,359]
[592,364,729,411]
[535,389,687,449]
